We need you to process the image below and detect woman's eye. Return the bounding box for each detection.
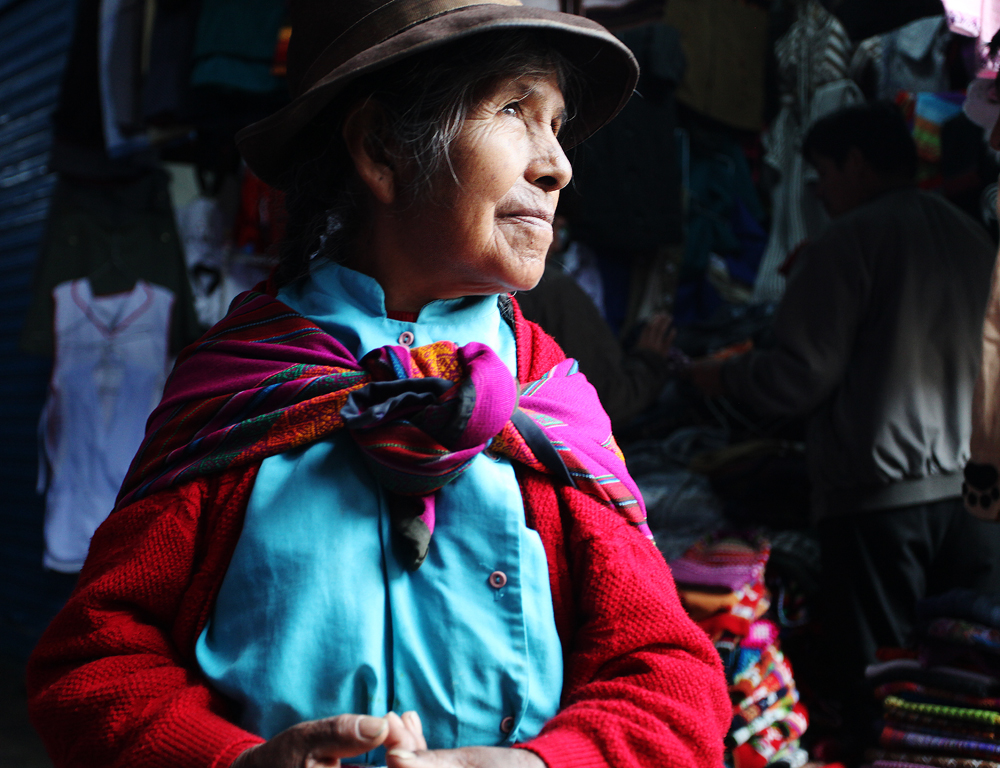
[501,102,521,116]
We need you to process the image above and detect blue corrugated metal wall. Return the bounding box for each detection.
[0,0,77,663]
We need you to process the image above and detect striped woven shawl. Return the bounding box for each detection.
[116,290,650,567]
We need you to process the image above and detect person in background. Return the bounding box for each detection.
[689,102,1000,749]
[26,2,731,768]
[963,52,1000,522]
[517,215,678,428]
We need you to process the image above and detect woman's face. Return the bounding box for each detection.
[396,72,572,298]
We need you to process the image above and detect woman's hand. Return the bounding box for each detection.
[386,746,546,768]
[232,711,427,768]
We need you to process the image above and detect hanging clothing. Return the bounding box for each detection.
[664,0,769,132]
[39,278,174,573]
[51,0,158,179]
[21,170,203,357]
[942,0,1000,75]
[190,0,285,94]
[175,195,272,328]
[752,0,861,303]
[878,16,952,99]
[571,22,685,252]
[98,0,150,157]
[142,0,202,126]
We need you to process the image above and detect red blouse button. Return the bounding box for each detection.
[500,716,515,734]
[398,330,415,347]
[489,571,507,589]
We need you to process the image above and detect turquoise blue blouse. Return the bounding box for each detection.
[195,261,564,762]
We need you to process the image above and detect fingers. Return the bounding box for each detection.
[402,711,427,751]
[384,710,427,753]
[306,715,390,766]
[385,745,546,768]
[237,714,390,768]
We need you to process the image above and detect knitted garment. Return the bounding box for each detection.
[866,659,1000,698]
[115,289,650,568]
[731,704,808,768]
[697,581,771,642]
[673,533,772,644]
[732,648,795,709]
[883,721,998,742]
[884,696,1000,732]
[879,726,1000,759]
[678,588,742,622]
[742,619,780,650]
[917,591,1000,631]
[669,532,770,592]
[26,303,732,768]
[733,647,765,683]
[866,749,1000,768]
[874,682,1000,712]
[926,619,1000,656]
[732,646,785,699]
[874,761,943,768]
[728,687,799,747]
[918,643,1000,680]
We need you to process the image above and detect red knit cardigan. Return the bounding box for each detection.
[26,301,730,768]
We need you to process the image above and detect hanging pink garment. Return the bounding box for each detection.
[943,0,1000,73]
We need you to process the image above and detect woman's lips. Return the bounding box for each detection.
[500,209,554,228]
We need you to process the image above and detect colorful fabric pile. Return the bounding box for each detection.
[864,590,1000,768]
[671,532,810,768]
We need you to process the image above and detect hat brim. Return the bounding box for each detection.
[236,5,638,189]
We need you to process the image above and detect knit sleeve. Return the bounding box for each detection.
[26,468,265,768]
[517,474,731,768]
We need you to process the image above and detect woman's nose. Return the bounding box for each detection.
[528,131,572,192]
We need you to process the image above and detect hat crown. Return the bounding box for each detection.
[286,0,521,99]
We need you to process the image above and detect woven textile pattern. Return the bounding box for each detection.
[116,290,651,549]
[880,726,1000,759]
[884,695,1000,735]
[867,749,1000,768]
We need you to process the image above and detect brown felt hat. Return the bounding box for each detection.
[235,0,639,189]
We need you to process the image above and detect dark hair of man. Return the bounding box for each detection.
[275,30,580,287]
[801,102,918,181]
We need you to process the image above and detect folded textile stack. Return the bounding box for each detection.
[864,590,1000,768]
[671,532,810,768]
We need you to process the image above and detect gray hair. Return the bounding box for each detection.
[276,30,580,286]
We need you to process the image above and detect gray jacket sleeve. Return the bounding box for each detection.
[723,227,871,418]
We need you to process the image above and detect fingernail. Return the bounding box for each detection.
[388,748,418,760]
[358,715,388,738]
[403,710,421,728]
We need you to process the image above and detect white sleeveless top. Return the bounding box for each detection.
[39,279,174,572]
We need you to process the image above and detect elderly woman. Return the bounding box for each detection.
[26,2,729,767]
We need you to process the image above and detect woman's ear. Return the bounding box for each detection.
[343,100,396,206]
